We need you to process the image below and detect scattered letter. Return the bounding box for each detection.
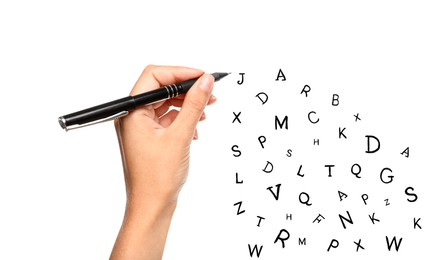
[275,69,286,81]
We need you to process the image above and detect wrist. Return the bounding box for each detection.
[125,194,177,223]
[110,198,177,260]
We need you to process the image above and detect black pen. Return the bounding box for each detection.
[58,72,230,131]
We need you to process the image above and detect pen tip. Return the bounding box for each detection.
[211,72,231,82]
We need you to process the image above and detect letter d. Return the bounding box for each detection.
[365,135,380,153]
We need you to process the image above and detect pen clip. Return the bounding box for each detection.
[63,110,129,131]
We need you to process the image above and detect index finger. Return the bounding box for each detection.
[130,65,204,96]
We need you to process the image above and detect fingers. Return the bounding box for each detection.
[155,99,184,117]
[158,109,179,128]
[193,129,198,140]
[174,94,217,105]
[130,65,204,96]
[207,95,217,105]
[155,95,217,118]
[170,74,214,140]
[159,109,207,128]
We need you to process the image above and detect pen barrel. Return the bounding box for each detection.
[61,96,136,127]
[133,86,171,105]
[59,74,229,131]
[179,78,197,93]
[132,80,196,106]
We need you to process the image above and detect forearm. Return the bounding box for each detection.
[110,199,177,260]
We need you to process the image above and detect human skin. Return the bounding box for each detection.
[110,65,216,260]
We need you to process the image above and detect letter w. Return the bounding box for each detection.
[248,244,263,258]
[386,236,403,252]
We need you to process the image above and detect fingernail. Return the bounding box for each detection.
[197,74,213,93]
[209,95,217,105]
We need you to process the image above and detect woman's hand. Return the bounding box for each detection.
[110,65,215,259]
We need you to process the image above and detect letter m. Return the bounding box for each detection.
[248,244,263,258]
[275,115,288,130]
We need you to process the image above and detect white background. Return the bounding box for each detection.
[1,0,424,259]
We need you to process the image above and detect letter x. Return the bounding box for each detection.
[354,239,365,252]
[354,113,361,122]
[232,112,241,124]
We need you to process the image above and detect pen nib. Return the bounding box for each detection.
[211,72,231,82]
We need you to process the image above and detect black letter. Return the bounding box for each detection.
[237,73,245,85]
[361,194,369,205]
[384,198,390,206]
[248,244,263,258]
[258,136,266,149]
[354,113,361,122]
[297,165,304,177]
[351,164,361,179]
[232,145,241,157]
[234,201,246,215]
[332,94,340,106]
[275,115,288,130]
[327,239,339,251]
[414,218,422,229]
[365,135,380,153]
[354,239,365,252]
[338,191,348,201]
[405,186,418,202]
[339,211,354,229]
[236,172,243,184]
[313,214,325,224]
[232,112,242,124]
[267,184,281,200]
[301,85,311,97]
[299,192,312,206]
[275,69,286,81]
[274,229,290,248]
[386,236,402,252]
[325,165,335,177]
[256,92,268,105]
[286,149,292,157]
[401,147,410,158]
[263,161,274,173]
[308,111,319,124]
[339,127,347,139]
[380,168,394,184]
[369,213,380,224]
[256,216,265,227]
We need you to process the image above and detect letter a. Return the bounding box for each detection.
[401,147,410,158]
[276,69,286,81]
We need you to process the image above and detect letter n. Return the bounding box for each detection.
[338,211,354,229]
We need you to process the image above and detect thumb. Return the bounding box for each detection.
[171,74,214,139]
